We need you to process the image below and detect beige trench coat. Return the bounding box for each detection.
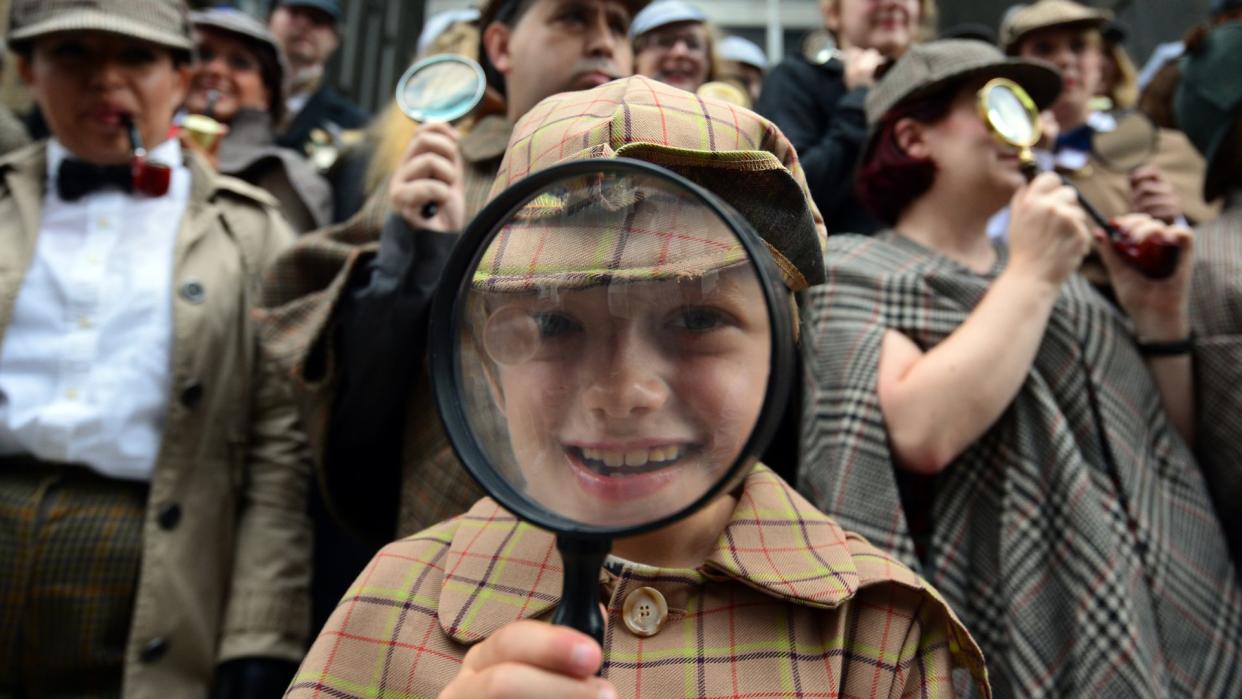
[0,142,312,698]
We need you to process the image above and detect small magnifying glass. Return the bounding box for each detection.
[978,78,1180,279]
[394,54,487,220]
[428,158,793,648]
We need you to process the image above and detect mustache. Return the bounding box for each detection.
[571,58,622,81]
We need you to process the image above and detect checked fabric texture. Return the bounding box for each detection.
[0,460,147,696]
[1188,203,1242,567]
[489,76,828,293]
[286,465,990,698]
[799,232,1242,698]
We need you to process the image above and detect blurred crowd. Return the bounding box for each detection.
[1,0,1241,697]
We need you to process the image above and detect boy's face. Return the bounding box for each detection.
[20,31,189,166]
[482,268,771,528]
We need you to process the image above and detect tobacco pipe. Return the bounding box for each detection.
[1019,160,1179,280]
[123,114,172,197]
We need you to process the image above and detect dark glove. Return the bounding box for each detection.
[212,657,299,699]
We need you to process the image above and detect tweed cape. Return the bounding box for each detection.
[799,231,1242,698]
[286,465,990,698]
[1188,202,1242,567]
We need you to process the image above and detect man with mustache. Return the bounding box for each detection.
[259,0,648,625]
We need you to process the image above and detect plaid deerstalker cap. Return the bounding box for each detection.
[8,0,193,54]
[863,39,1062,158]
[999,0,1112,54]
[484,75,828,292]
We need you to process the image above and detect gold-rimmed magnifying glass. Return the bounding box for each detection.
[978,78,1180,280]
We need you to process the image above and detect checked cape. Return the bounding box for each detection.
[799,231,1242,698]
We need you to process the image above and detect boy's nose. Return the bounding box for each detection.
[582,333,670,419]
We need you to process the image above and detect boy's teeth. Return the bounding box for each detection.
[581,446,682,467]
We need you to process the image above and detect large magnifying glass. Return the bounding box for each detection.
[429,158,793,646]
[394,54,487,219]
[978,78,1180,279]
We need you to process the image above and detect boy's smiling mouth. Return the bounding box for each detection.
[566,445,690,477]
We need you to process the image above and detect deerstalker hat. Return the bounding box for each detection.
[486,75,827,292]
[863,39,1062,159]
[8,0,193,54]
[999,0,1112,54]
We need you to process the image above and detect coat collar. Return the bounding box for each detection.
[437,465,864,644]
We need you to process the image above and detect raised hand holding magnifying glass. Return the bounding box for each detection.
[394,54,486,221]
[979,78,1181,279]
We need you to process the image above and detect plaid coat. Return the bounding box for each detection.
[256,116,510,542]
[1189,199,1242,566]
[286,465,990,698]
[799,232,1242,698]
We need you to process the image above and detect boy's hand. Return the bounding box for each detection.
[440,621,616,699]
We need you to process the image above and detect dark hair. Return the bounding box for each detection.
[478,0,539,96]
[855,84,960,225]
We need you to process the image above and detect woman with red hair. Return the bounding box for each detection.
[800,38,1242,699]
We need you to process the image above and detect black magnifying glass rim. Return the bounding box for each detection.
[1092,109,1160,172]
[394,54,486,123]
[428,157,795,540]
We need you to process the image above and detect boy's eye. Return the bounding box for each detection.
[670,307,730,333]
[532,311,582,338]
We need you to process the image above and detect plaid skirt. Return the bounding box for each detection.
[0,456,148,697]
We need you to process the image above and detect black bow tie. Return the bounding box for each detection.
[56,158,135,201]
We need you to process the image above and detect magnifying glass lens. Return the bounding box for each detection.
[453,169,772,531]
[396,55,486,124]
[986,87,1036,145]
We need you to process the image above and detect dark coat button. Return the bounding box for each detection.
[180,381,203,409]
[157,503,181,530]
[180,280,205,304]
[140,637,169,663]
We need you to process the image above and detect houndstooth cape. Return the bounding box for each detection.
[799,231,1242,698]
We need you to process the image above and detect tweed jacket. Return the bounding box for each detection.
[257,117,511,546]
[286,465,990,699]
[1189,198,1242,567]
[0,142,312,698]
[800,231,1242,698]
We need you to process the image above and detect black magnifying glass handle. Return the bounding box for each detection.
[551,536,611,653]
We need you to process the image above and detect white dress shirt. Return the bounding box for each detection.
[0,138,191,481]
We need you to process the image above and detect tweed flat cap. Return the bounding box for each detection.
[1176,23,1242,201]
[276,0,341,22]
[999,0,1112,54]
[863,39,1061,157]
[8,0,192,53]
[489,75,828,291]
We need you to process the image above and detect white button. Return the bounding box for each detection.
[621,586,668,638]
[97,216,111,229]
[65,388,80,401]
[78,316,92,330]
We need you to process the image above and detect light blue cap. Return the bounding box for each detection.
[629,0,707,39]
[718,35,767,69]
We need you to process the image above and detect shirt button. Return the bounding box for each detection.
[65,388,80,401]
[97,216,111,229]
[78,316,92,329]
[621,586,668,638]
